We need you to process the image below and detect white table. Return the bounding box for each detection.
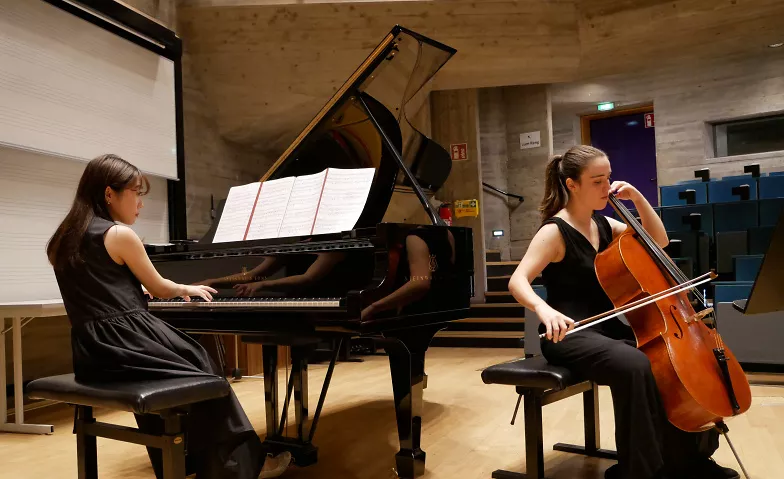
[1,299,65,434]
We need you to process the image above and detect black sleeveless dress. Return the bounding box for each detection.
[536,213,718,479]
[54,216,263,479]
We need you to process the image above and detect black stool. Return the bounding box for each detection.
[482,355,617,479]
[26,373,231,479]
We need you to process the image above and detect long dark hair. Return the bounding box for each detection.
[47,154,149,270]
[539,145,607,221]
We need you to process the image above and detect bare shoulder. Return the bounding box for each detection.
[529,223,565,262]
[103,224,142,264]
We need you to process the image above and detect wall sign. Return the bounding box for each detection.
[454,199,479,218]
[644,113,655,128]
[519,131,541,149]
[450,143,468,161]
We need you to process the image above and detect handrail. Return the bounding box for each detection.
[482,182,524,202]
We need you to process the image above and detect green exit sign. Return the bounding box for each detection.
[597,102,615,111]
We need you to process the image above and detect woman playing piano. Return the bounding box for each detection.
[46,154,291,479]
[507,146,738,479]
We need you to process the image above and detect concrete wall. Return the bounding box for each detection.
[551,52,784,184]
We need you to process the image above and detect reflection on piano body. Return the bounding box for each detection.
[146,26,472,479]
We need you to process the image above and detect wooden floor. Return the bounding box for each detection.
[2,348,783,479]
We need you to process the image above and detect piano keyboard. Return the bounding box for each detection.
[148,298,343,308]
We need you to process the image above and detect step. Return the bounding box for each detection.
[487,275,511,292]
[470,303,525,318]
[485,291,515,303]
[445,318,525,332]
[431,330,524,349]
[485,250,502,262]
[486,261,519,276]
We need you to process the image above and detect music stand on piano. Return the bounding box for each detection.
[732,210,784,315]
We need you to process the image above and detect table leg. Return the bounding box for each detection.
[1,318,6,428]
[0,317,53,434]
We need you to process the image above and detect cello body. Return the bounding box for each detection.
[594,219,752,432]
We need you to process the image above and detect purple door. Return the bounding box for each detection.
[590,111,658,216]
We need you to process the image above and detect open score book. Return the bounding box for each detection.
[211,168,376,243]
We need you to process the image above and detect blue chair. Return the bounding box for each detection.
[733,255,764,282]
[714,202,758,233]
[759,176,784,199]
[533,285,547,301]
[660,183,708,206]
[713,282,754,304]
[759,199,784,227]
[708,177,758,203]
[661,205,713,235]
[748,226,775,254]
[769,171,784,177]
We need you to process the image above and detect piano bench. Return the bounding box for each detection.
[26,373,231,479]
[481,355,617,479]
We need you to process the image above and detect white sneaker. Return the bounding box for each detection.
[259,451,292,479]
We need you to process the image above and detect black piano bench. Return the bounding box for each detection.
[25,373,231,479]
[481,355,617,479]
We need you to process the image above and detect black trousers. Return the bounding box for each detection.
[541,319,719,479]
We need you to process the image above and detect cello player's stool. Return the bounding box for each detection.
[481,355,617,478]
[26,373,231,479]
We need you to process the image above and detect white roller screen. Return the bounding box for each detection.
[0,0,177,179]
[0,147,169,303]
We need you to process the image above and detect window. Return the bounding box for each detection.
[713,114,784,157]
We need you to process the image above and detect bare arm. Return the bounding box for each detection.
[363,235,433,317]
[104,225,216,301]
[607,181,669,248]
[508,224,574,342]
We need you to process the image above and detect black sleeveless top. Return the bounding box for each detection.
[54,216,148,326]
[540,212,615,324]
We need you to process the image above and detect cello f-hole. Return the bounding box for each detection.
[669,305,684,339]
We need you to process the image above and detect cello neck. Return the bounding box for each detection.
[608,194,688,284]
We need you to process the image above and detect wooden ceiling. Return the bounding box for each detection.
[177,0,784,154]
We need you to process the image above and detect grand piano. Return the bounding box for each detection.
[146,26,474,478]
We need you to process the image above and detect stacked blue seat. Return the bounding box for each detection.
[714,201,758,233]
[760,198,784,227]
[661,205,713,234]
[748,226,775,254]
[759,175,784,199]
[660,183,708,206]
[533,285,547,301]
[713,282,754,304]
[707,176,758,203]
[733,255,764,282]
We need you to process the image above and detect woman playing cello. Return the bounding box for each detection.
[508,146,739,479]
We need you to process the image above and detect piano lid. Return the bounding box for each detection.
[261,26,456,229]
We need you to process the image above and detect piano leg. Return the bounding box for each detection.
[382,326,441,479]
[291,347,309,441]
[262,345,280,435]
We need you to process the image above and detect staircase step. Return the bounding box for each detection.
[487,261,519,276]
[485,250,502,262]
[485,292,515,303]
[431,330,524,348]
[487,275,511,292]
[470,303,525,318]
[446,319,524,332]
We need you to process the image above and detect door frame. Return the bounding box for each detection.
[580,103,654,145]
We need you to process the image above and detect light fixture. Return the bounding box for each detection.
[492,230,504,237]
[769,43,784,48]
[597,102,615,112]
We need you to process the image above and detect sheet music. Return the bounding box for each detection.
[312,168,375,235]
[245,177,296,240]
[277,171,328,238]
[212,182,260,243]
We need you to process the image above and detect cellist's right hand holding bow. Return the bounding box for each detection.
[535,304,575,343]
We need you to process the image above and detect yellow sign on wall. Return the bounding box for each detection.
[454,199,479,218]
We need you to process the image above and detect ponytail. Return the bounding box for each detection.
[538,145,607,222]
[539,155,567,221]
